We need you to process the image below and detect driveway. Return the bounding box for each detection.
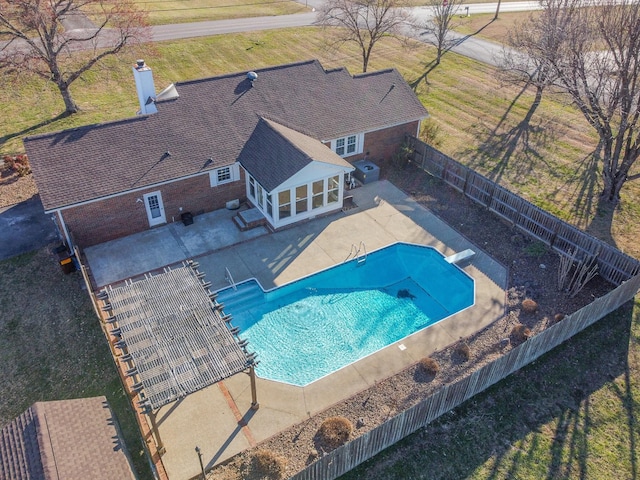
[0,197,59,260]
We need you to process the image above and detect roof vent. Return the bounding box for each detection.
[247,71,258,82]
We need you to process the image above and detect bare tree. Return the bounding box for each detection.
[316,0,414,73]
[422,0,465,66]
[500,0,568,112]
[0,0,148,114]
[518,0,640,203]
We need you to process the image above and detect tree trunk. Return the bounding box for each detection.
[601,164,624,203]
[57,82,79,114]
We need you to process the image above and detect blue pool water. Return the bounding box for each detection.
[216,243,474,386]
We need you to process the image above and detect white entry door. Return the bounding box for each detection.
[143,191,166,226]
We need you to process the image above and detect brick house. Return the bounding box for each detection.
[25,60,429,249]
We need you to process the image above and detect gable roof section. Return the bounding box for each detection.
[25,59,428,211]
[239,117,353,191]
[0,396,137,480]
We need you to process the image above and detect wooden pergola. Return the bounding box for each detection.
[98,261,258,454]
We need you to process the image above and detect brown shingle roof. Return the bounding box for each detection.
[0,397,137,480]
[239,117,353,191]
[25,59,428,211]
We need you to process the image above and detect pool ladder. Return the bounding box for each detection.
[225,267,237,291]
[345,241,367,265]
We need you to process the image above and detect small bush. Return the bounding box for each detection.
[419,357,439,376]
[554,313,566,322]
[521,298,538,313]
[419,118,442,148]
[317,416,353,449]
[511,323,531,342]
[454,342,471,362]
[524,240,547,257]
[3,154,31,177]
[391,142,413,169]
[250,449,287,479]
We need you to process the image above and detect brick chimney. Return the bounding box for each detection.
[132,59,158,115]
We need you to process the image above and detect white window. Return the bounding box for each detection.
[209,163,240,186]
[295,185,308,214]
[312,180,324,209]
[249,176,256,199]
[278,190,291,219]
[332,134,363,157]
[328,175,340,204]
[257,184,264,208]
[266,194,273,218]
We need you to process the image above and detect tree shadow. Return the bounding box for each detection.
[545,145,617,248]
[341,303,638,480]
[481,304,636,480]
[461,84,557,184]
[409,59,439,90]
[0,112,71,150]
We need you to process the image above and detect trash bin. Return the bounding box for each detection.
[59,256,76,274]
[181,212,194,226]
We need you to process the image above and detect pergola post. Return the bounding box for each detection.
[249,365,259,410]
[147,409,166,456]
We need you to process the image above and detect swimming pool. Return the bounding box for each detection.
[216,243,475,386]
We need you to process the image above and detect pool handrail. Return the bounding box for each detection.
[224,267,237,291]
[344,241,367,264]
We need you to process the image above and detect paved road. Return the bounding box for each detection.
[151,2,535,63]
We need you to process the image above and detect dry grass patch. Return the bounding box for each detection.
[454,342,471,362]
[316,416,353,450]
[522,298,539,313]
[511,323,532,343]
[419,357,440,377]
[246,449,287,480]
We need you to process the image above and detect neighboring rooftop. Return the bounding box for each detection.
[24,59,428,211]
[0,396,136,480]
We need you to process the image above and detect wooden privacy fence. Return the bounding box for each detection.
[405,136,640,286]
[290,272,640,480]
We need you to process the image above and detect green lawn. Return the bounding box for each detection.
[1,25,639,480]
[340,298,640,479]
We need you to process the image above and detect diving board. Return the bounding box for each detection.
[445,249,475,264]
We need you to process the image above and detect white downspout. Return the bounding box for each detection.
[56,210,73,249]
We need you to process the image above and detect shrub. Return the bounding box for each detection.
[521,298,538,313]
[524,240,547,257]
[250,449,287,479]
[419,357,439,376]
[554,313,566,322]
[317,416,353,449]
[454,342,471,362]
[419,118,442,148]
[511,323,531,342]
[391,142,413,169]
[3,154,31,177]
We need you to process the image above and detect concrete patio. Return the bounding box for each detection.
[84,180,507,480]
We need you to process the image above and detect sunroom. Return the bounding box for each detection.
[239,118,355,229]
